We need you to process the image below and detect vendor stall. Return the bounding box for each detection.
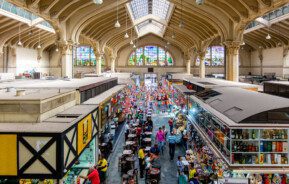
[187,87,289,183]
[0,105,99,181]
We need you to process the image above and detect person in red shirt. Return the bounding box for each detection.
[168,118,174,133]
[136,125,142,145]
[79,167,100,184]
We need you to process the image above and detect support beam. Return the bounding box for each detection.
[258,48,263,76]
[224,41,241,82]
[198,52,206,78]
[59,41,73,78]
[95,54,103,76]
[110,56,116,73]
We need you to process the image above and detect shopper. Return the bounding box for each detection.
[79,167,100,184]
[97,154,108,183]
[138,145,145,178]
[136,125,142,145]
[168,118,174,133]
[176,156,184,175]
[188,163,197,182]
[156,127,165,154]
[167,132,177,160]
[150,144,160,155]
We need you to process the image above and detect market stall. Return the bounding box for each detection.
[0,105,99,181]
[187,87,289,183]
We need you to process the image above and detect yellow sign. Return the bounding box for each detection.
[0,134,17,176]
[77,114,92,155]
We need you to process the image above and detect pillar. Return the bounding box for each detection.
[199,52,205,78]
[186,59,191,74]
[258,48,263,76]
[224,41,240,82]
[111,57,116,73]
[96,54,102,76]
[60,42,73,78]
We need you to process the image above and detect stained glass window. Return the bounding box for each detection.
[211,46,225,66]
[73,46,105,67]
[195,46,224,66]
[145,46,158,66]
[128,45,174,66]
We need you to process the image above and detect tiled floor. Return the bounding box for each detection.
[106,113,185,184]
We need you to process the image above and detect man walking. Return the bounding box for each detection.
[168,118,174,133]
[167,132,177,160]
[138,145,145,178]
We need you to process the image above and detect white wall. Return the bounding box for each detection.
[249,46,289,77]
[14,47,50,76]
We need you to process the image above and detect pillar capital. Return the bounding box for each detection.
[197,51,206,60]
[57,40,74,55]
[223,41,241,55]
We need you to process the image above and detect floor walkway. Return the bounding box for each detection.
[106,112,185,184]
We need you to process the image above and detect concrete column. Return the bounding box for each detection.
[224,41,240,82]
[96,54,103,76]
[111,57,116,73]
[60,42,73,78]
[186,59,191,74]
[199,53,205,78]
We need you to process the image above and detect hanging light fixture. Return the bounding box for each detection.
[37,30,41,49]
[241,41,245,45]
[115,0,121,28]
[179,0,184,28]
[266,26,271,40]
[124,11,129,38]
[130,27,133,44]
[133,44,136,48]
[92,0,103,4]
[17,24,22,46]
[172,31,176,39]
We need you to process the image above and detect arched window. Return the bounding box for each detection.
[195,46,224,66]
[73,46,106,67]
[128,45,174,66]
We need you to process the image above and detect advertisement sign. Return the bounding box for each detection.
[217,178,249,184]
[0,134,17,176]
[77,114,92,155]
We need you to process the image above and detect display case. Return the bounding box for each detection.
[187,87,289,172]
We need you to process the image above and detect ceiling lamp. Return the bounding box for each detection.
[196,0,205,5]
[124,12,129,38]
[266,34,271,40]
[55,47,59,52]
[92,0,103,4]
[172,32,176,39]
[133,44,136,48]
[115,0,121,28]
[179,0,184,28]
[130,40,133,45]
[37,30,41,49]
[17,24,22,46]
[167,42,170,45]
[241,41,245,45]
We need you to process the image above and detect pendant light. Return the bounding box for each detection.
[124,11,129,38]
[172,31,176,39]
[266,26,271,40]
[179,0,184,28]
[130,28,133,44]
[17,24,22,46]
[115,0,121,28]
[37,30,41,49]
[93,0,103,4]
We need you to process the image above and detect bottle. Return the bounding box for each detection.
[272,142,276,152]
[252,130,256,139]
[231,130,235,139]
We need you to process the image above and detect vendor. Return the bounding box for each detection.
[79,167,100,184]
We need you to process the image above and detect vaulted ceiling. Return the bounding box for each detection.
[3,0,289,55]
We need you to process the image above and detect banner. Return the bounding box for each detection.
[77,114,92,155]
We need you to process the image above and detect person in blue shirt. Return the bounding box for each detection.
[167,132,177,160]
[150,144,160,155]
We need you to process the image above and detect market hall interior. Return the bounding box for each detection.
[1,0,289,183]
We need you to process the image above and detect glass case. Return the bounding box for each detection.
[188,98,289,167]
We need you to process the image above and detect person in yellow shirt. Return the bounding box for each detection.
[188,163,198,183]
[138,145,145,178]
[97,154,108,183]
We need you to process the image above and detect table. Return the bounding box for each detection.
[123,150,132,155]
[145,146,151,152]
[128,134,136,138]
[132,123,139,127]
[143,138,151,142]
[125,141,136,146]
[144,131,152,136]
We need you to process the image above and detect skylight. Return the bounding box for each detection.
[128,0,173,37]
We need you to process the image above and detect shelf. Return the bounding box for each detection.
[232,139,259,141]
[260,139,288,141]
[260,152,288,154]
[232,152,259,154]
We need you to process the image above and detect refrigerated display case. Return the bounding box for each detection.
[188,87,289,172]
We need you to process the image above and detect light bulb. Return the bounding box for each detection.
[167,42,170,45]
[130,40,133,45]
[37,44,41,49]
[266,34,271,40]
[179,21,184,28]
[171,34,175,39]
[114,20,120,28]
[241,41,245,45]
[124,32,129,38]
[17,40,22,46]
[92,0,103,4]
[56,48,59,52]
[133,44,136,48]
